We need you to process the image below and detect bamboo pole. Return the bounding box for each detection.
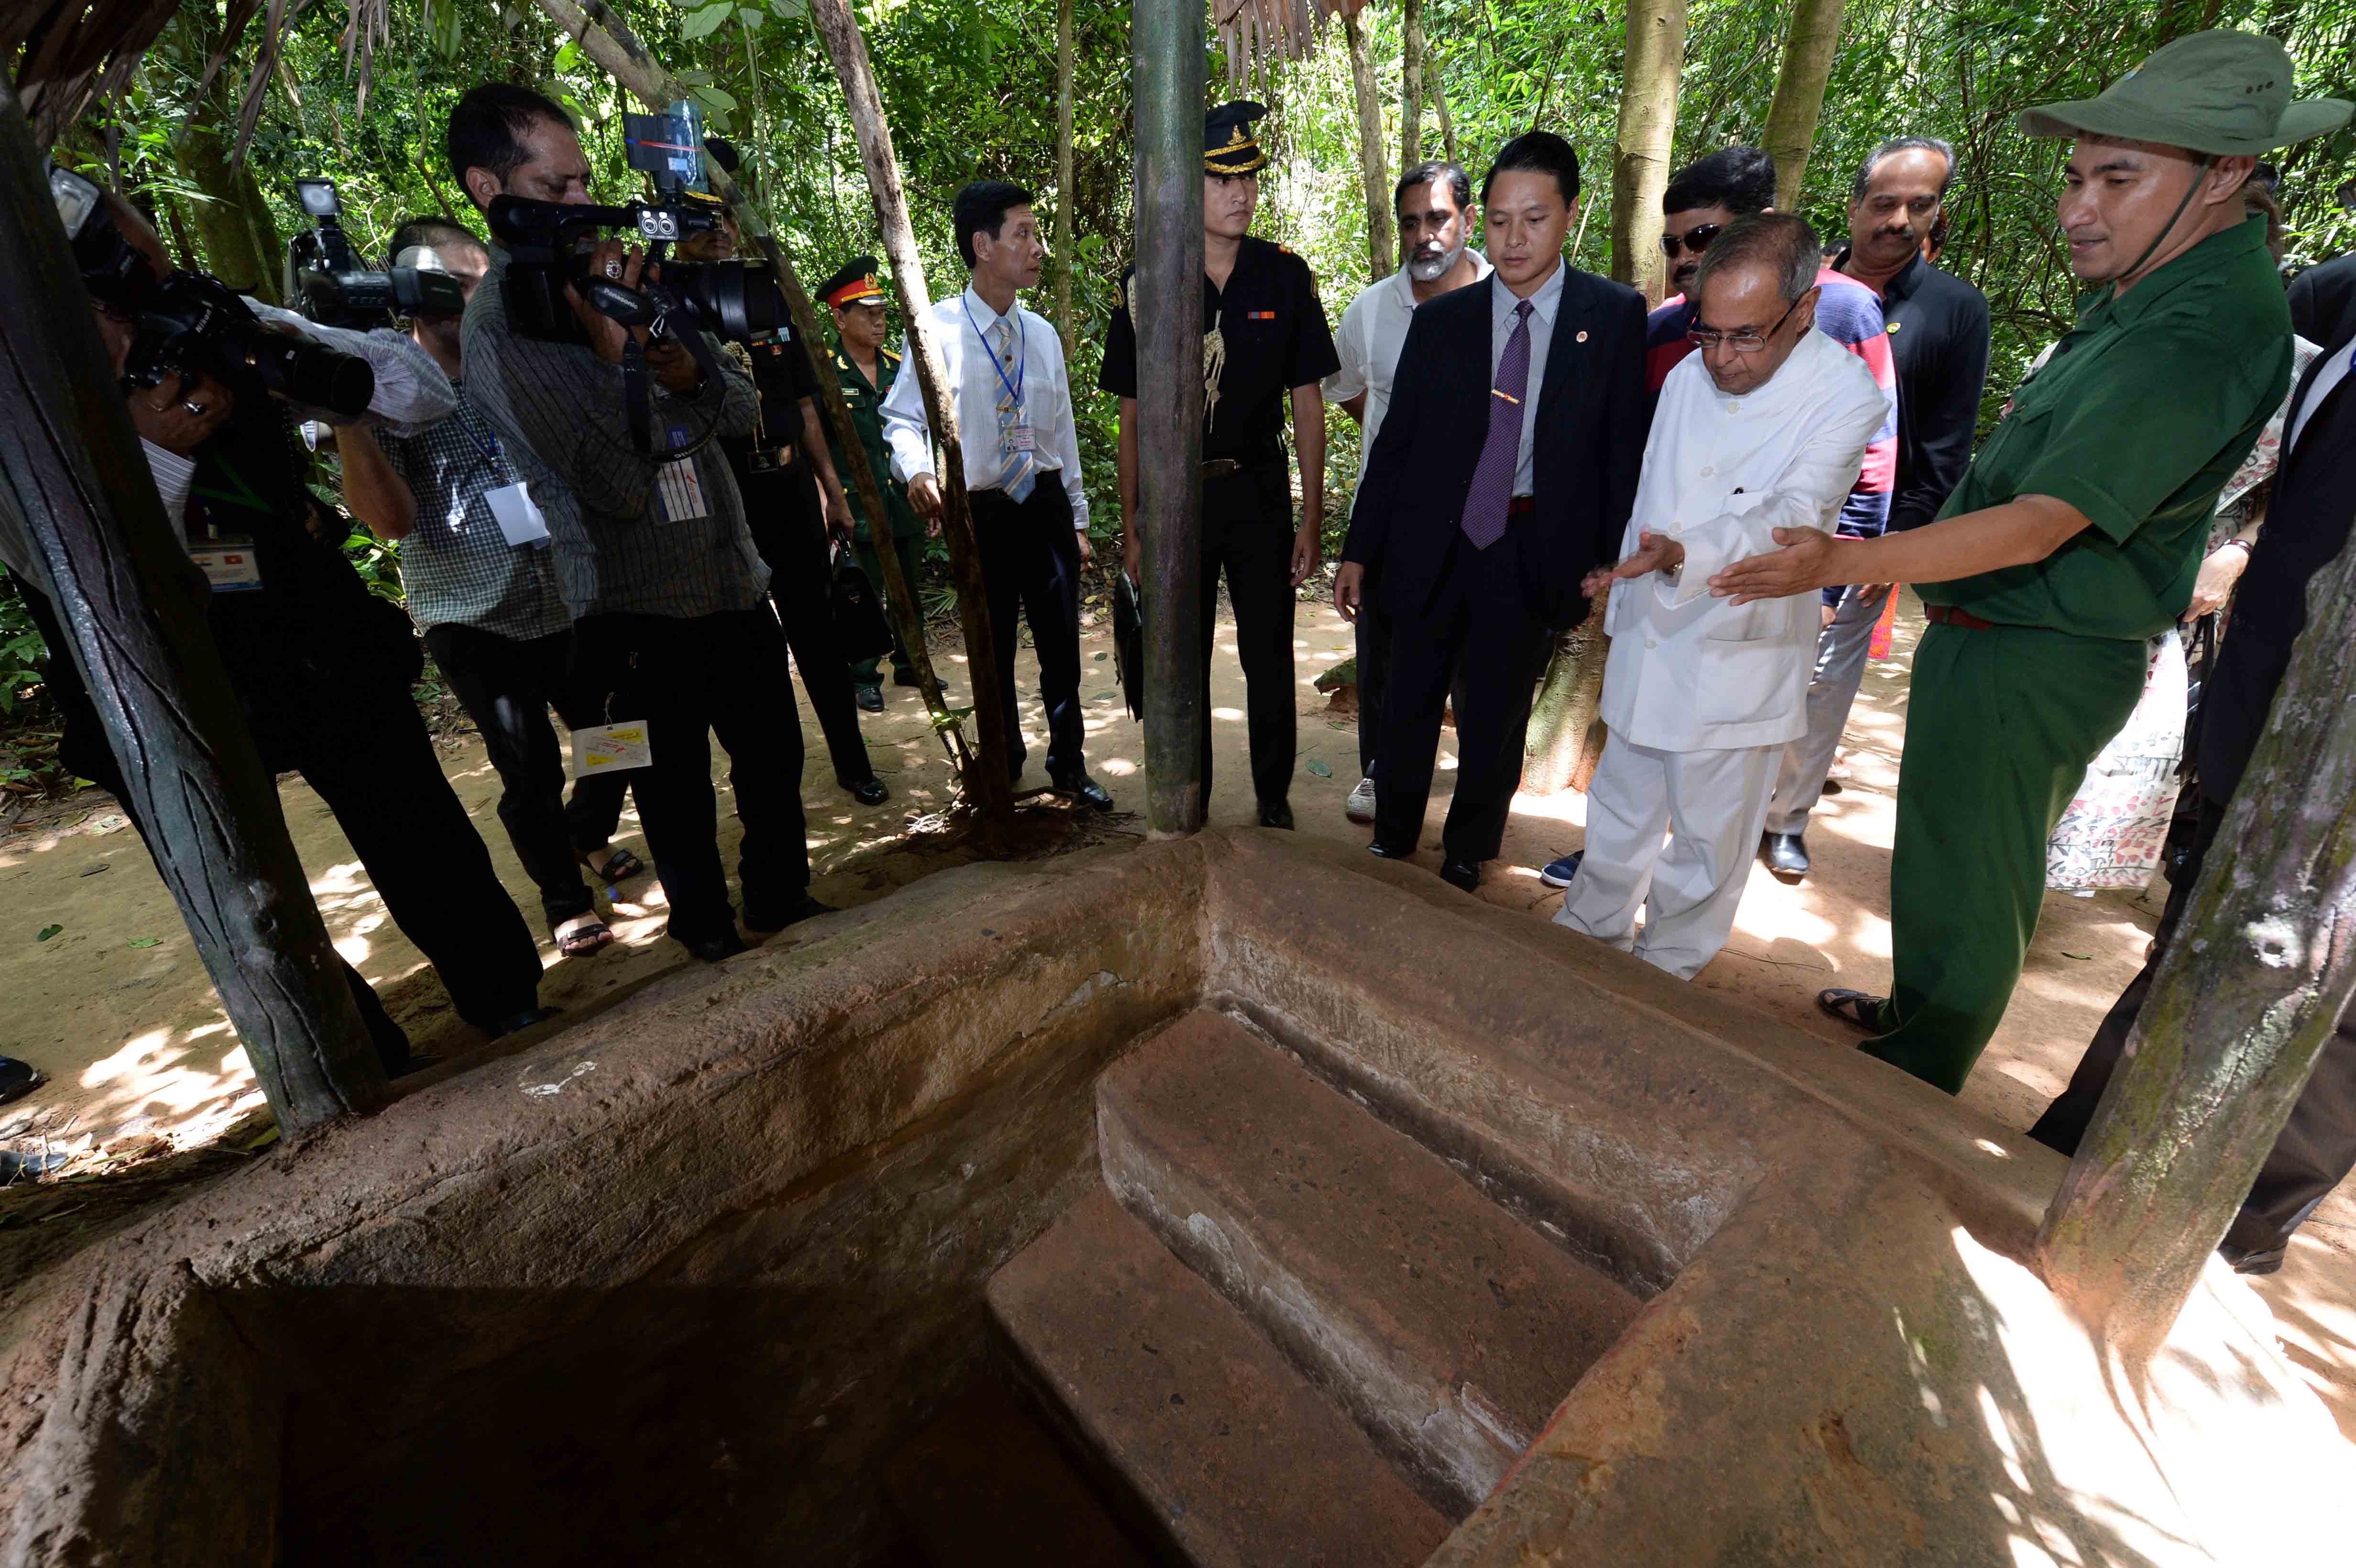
[1134,0,1206,835]
[0,80,386,1136]
[804,0,1021,823]
[532,0,981,788]
[2039,521,2356,1358]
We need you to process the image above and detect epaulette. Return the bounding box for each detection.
[882,347,902,362]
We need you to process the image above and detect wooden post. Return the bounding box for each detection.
[0,80,386,1135]
[805,0,1020,824]
[1134,0,1205,836]
[1343,11,1396,283]
[2038,525,2356,1359]
[1762,0,1850,211]
[533,0,980,784]
[1610,0,1687,298]
[1055,0,1076,359]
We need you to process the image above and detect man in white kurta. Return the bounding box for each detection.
[1556,216,1887,978]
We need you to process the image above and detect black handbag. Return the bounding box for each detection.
[828,544,897,662]
[1113,572,1145,720]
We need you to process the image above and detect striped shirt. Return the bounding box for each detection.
[460,244,770,619]
[378,381,570,640]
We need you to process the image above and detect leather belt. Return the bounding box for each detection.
[1924,604,1996,630]
[1201,458,1243,479]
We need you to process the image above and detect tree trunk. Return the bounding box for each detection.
[2039,518,2356,1361]
[1520,597,1611,795]
[802,0,1019,824]
[1400,0,1425,174]
[0,80,385,1137]
[531,0,981,795]
[1762,0,1849,211]
[1343,11,1396,282]
[177,129,282,301]
[1134,0,1206,836]
[1610,0,1687,299]
[1430,56,1459,168]
[1055,0,1076,359]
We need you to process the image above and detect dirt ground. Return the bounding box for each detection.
[2,588,2348,1439]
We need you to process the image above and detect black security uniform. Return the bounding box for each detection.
[1100,108,1338,813]
[25,408,545,1067]
[719,322,883,796]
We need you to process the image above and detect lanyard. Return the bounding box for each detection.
[450,385,508,472]
[961,295,1025,412]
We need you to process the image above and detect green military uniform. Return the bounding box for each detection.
[817,256,927,692]
[1854,32,2343,1094]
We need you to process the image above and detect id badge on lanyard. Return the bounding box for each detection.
[186,458,270,592]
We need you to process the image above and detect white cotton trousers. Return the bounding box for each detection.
[1553,736,1782,980]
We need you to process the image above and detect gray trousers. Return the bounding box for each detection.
[1764,583,1888,836]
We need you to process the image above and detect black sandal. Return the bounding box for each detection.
[1818,989,1887,1032]
[554,915,616,958]
[580,847,645,883]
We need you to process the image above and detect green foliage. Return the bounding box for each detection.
[0,567,46,718]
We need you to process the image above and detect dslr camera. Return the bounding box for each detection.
[50,165,374,419]
[284,178,466,330]
[487,104,785,350]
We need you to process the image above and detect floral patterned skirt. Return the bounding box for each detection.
[2047,629,2188,893]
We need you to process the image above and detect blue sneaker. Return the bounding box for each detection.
[1539,851,1583,889]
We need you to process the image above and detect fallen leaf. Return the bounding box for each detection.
[1305,758,1332,778]
[127,937,162,949]
[2062,951,2093,961]
[1093,651,1109,662]
[35,924,62,942]
[1097,691,1121,701]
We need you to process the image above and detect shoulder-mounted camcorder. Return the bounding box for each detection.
[285,177,467,330]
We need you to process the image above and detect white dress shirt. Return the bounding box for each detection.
[1490,260,1568,498]
[880,285,1089,529]
[2287,336,2353,452]
[1325,252,1493,506]
[1600,329,1888,752]
[142,440,199,546]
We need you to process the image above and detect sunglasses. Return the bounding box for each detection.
[1659,222,1724,259]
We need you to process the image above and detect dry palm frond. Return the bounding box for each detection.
[1213,0,1364,96]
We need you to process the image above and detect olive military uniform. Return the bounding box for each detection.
[822,340,926,688]
[1865,214,2294,1092]
[719,322,881,793]
[1100,230,1338,810]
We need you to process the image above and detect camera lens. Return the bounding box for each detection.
[232,328,375,418]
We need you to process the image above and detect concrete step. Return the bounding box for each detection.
[1098,1011,1645,1517]
[884,1377,1155,1568]
[988,1187,1453,1568]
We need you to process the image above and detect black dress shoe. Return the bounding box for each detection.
[846,776,890,806]
[1052,771,1114,811]
[1760,831,1810,881]
[743,893,839,934]
[486,1005,563,1042]
[1257,799,1295,830]
[0,1054,44,1107]
[893,669,926,688]
[854,685,884,713]
[1440,858,1482,893]
[676,928,750,964]
[1366,840,1414,860]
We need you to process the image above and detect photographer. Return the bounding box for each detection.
[672,169,889,806]
[31,185,553,1073]
[337,217,647,959]
[449,84,831,962]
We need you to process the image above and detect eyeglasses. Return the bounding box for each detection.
[1687,293,1805,353]
[1659,222,1724,259]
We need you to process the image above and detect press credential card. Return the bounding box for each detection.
[485,481,551,546]
[655,460,708,523]
[573,721,652,776]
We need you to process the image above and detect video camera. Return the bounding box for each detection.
[486,103,786,350]
[49,165,374,419]
[284,178,466,330]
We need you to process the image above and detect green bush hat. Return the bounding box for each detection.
[2018,31,2350,155]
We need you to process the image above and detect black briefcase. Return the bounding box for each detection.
[829,546,897,662]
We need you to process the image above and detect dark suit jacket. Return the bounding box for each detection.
[2197,319,2356,804]
[2288,252,2356,347]
[1341,263,1647,633]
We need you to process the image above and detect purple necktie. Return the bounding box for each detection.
[1462,298,1533,549]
